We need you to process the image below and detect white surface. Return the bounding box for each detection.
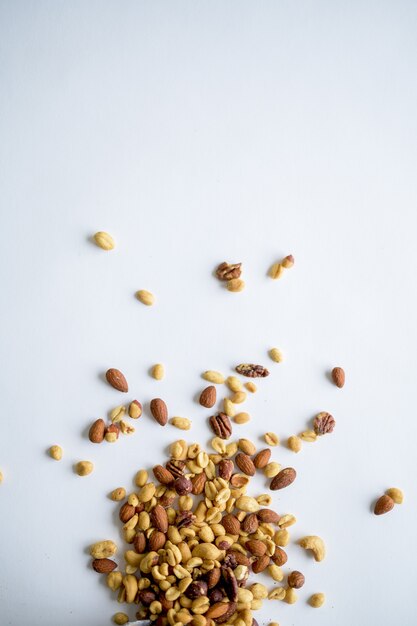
[1,1,416,625]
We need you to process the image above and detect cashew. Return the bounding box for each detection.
[299,535,326,562]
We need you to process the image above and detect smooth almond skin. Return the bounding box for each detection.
[374,494,395,515]
[89,418,106,443]
[199,385,216,408]
[92,558,117,573]
[150,398,168,426]
[106,368,128,393]
[152,465,175,485]
[235,453,256,476]
[331,366,345,388]
[253,449,271,469]
[270,467,296,491]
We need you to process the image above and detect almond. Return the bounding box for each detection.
[152,465,175,485]
[235,453,256,476]
[246,539,267,557]
[242,513,259,534]
[331,366,345,388]
[191,473,207,495]
[150,505,168,533]
[257,509,280,524]
[105,368,128,392]
[271,547,288,566]
[252,555,270,573]
[270,467,296,491]
[119,503,136,523]
[89,418,105,443]
[253,448,271,469]
[205,602,233,620]
[92,558,117,573]
[199,385,216,408]
[374,494,395,515]
[148,530,166,551]
[222,514,241,535]
[150,398,168,426]
[226,550,251,567]
[133,532,146,553]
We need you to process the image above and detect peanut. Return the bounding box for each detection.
[152,364,165,380]
[136,290,155,306]
[75,461,93,476]
[49,445,62,461]
[309,593,325,608]
[93,231,115,250]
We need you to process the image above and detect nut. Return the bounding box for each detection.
[170,416,191,430]
[269,262,284,279]
[226,376,243,392]
[269,348,283,363]
[300,430,317,442]
[235,364,269,378]
[227,278,245,292]
[128,400,142,419]
[331,366,345,388]
[92,558,117,573]
[278,514,296,528]
[209,413,232,439]
[113,613,129,625]
[110,405,126,423]
[216,262,242,280]
[270,467,296,490]
[223,398,236,417]
[309,592,325,608]
[174,476,193,495]
[170,439,187,460]
[218,459,234,481]
[89,418,105,443]
[374,494,395,515]
[313,412,335,435]
[152,465,175,485]
[150,398,168,426]
[281,254,294,269]
[110,487,126,501]
[274,529,290,546]
[257,509,280,524]
[222,514,241,534]
[75,461,94,476]
[264,432,279,446]
[284,587,297,604]
[119,503,136,522]
[136,289,155,306]
[90,540,117,559]
[264,462,281,478]
[246,540,267,556]
[119,420,134,435]
[234,412,250,424]
[202,370,225,384]
[238,439,256,455]
[287,436,302,453]
[271,547,288,566]
[152,363,165,380]
[93,231,115,250]
[235,453,256,476]
[199,386,216,408]
[231,391,246,404]
[150,505,169,533]
[242,513,259,534]
[107,572,122,591]
[268,587,286,600]
[49,445,62,460]
[299,536,326,561]
[106,368,128,393]
[288,571,305,588]
[105,423,120,442]
[385,488,404,504]
[253,449,271,469]
[252,555,270,573]
[235,496,260,513]
[135,469,148,487]
[244,381,257,393]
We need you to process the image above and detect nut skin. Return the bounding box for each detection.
[235,364,269,378]
[105,368,128,392]
[374,494,395,515]
[150,505,169,533]
[235,453,256,476]
[89,418,105,443]
[270,467,296,490]
[222,514,241,534]
[191,473,207,495]
[218,459,234,481]
[128,400,142,419]
[185,581,208,599]
[313,412,335,435]
[119,503,136,523]
[216,261,242,281]
[242,513,259,534]
[257,509,280,524]
[105,423,120,442]
[331,366,345,388]
[150,398,168,426]
[246,539,267,557]
[252,555,270,573]
[253,449,271,469]
[133,532,146,553]
[174,476,193,496]
[92,558,117,573]
[288,571,305,589]
[153,465,175,485]
[271,547,288,566]
[209,413,232,439]
[199,385,217,408]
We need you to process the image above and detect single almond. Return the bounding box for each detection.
[152,465,175,485]
[199,385,216,408]
[257,509,280,524]
[106,368,128,392]
[331,366,345,388]
[222,514,241,535]
[235,453,256,476]
[253,448,271,469]
[252,555,270,573]
[89,418,105,443]
[246,539,267,557]
[133,532,146,553]
[374,494,395,515]
[119,503,136,523]
[150,505,169,533]
[92,558,117,573]
[242,513,259,534]
[271,547,288,566]
[148,530,166,551]
[191,473,207,495]
[150,398,168,426]
[270,467,296,491]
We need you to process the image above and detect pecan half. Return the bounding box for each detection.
[313,412,335,435]
[176,511,195,528]
[235,363,269,378]
[165,459,185,478]
[209,413,232,439]
[216,262,242,281]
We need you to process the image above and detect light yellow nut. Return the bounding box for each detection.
[274,529,290,546]
[138,511,150,530]
[244,382,257,393]
[226,376,243,392]
[263,462,281,478]
[269,348,284,363]
[202,371,225,384]
[49,445,62,461]
[113,612,129,625]
[300,430,317,442]
[211,437,227,455]
[94,231,115,250]
[187,443,201,459]
[170,440,188,460]
[287,435,302,453]
[135,469,148,488]
[138,483,156,503]
[238,439,256,455]
[75,461,93,476]
[269,262,284,279]
[107,571,123,591]
[110,405,126,423]
[223,398,236,417]
[136,290,155,306]
[256,494,271,506]
[284,587,297,604]
[386,488,404,504]
[264,432,279,446]
[299,535,326,561]
[125,550,143,567]
[309,593,325,608]
[235,496,260,513]
[120,420,135,435]
[268,564,284,581]
[90,540,117,559]
[225,442,238,457]
[171,417,191,431]
[268,587,286,600]
[234,412,250,425]
[231,391,247,404]
[278,514,296,528]
[227,278,245,292]
[151,363,164,380]
[250,583,268,600]
[105,431,118,443]
[191,543,223,560]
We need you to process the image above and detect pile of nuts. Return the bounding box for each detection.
[90,437,326,624]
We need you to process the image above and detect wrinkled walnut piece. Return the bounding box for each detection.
[235,364,270,378]
[216,262,242,281]
[209,413,232,439]
[313,412,335,435]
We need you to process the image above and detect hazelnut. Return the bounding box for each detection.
[288,570,305,589]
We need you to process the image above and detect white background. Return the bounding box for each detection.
[1,1,416,625]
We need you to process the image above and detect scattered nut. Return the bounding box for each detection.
[269,263,284,279]
[244,381,257,393]
[226,376,243,392]
[299,535,325,561]
[331,366,345,388]
[385,488,404,504]
[313,412,335,435]
[110,487,126,501]
[284,587,298,604]
[231,391,246,404]
[216,262,242,280]
[300,430,317,442]
[105,424,120,443]
[281,254,294,269]
[223,398,236,417]
[227,278,245,292]
[269,348,284,363]
[263,462,281,478]
[374,494,395,515]
[233,412,251,424]
[288,571,305,588]
[151,364,164,380]
[309,592,325,608]
[89,418,106,443]
[75,461,94,476]
[199,385,216,408]
[287,435,302,453]
[264,432,279,446]
[106,368,128,393]
[170,417,191,430]
[150,398,168,426]
[110,405,126,423]
[49,445,62,461]
[113,613,129,625]
[236,364,269,378]
[270,467,296,490]
[136,290,155,306]
[93,231,115,250]
[202,370,225,384]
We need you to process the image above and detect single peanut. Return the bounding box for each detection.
[136,290,155,306]
[75,461,93,476]
[49,445,63,461]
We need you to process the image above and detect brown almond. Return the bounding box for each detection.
[150,505,168,533]
[105,368,128,392]
[150,398,168,426]
[252,555,270,573]
[148,530,166,551]
[133,532,147,553]
[374,494,395,515]
[227,550,251,567]
[331,366,345,388]
[246,539,267,557]
[206,567,221,589]
[242,513,259,534]
[257,509,280,524]
[152,465,175,485]
[191,473,207,495]
[88,418,105,443]
[270,467,296,491]
[119,502,136,523]
[235,453,256,476]
[92,558,117,573]
[271,546,288,566]
[205,602,233,620]
[253,448,271,469]
[222,514,241,535]
[199,385,216,408]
